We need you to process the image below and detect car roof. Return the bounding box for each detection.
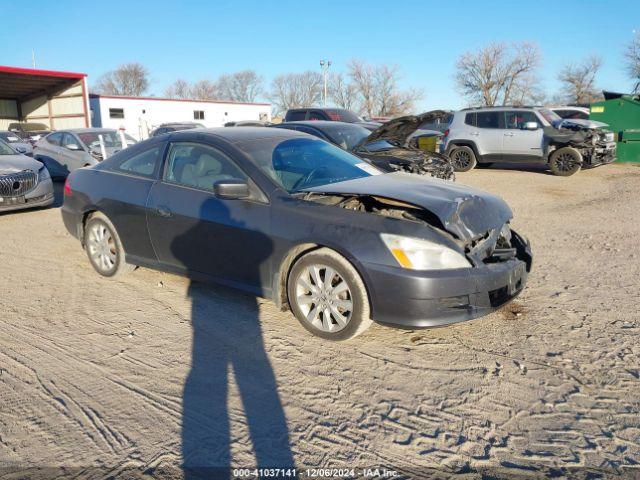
[460,106,541,111]
[188,126,309,143]
[54,128,120,134]
[278,120,355,128]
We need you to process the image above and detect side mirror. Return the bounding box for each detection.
[65,143,81,151]
[14,145,27,154]
[523,122,538,130]
[213,179,250,199]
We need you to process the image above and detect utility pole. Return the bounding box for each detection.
[320,60,332,107]
[32,49,36,68]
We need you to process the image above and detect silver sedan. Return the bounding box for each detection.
[0,139,54,213]
[34,128,136,178]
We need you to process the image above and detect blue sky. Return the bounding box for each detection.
[1,0,638,110]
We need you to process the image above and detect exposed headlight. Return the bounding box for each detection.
[38,165,51,181]
[381,233,471,270]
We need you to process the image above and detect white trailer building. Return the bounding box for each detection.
[89,94,271,140]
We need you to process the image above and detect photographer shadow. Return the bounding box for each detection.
[173,198,295,478]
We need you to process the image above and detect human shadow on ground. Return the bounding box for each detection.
[172,198,295,479]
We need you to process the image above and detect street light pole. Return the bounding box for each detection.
[320,60,332,107]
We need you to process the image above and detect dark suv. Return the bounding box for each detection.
[284,108,363,123]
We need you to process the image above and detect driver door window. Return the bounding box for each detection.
[505,111,540,129]
[163,142,247,192]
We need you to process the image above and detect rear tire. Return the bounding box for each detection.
[449,146,477,172]
[549,147,582,176]
[84,212,136,278]
[287,248,372,341]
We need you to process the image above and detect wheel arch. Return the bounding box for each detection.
[274,242,374,317]
[446,140,480,159]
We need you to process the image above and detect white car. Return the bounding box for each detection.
[0,131,34,156]
[444,106,616,176]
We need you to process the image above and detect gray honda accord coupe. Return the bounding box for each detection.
[0,139,54,213]
[61,128,532,340]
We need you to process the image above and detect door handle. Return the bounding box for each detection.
[470,131,479,136]
[156,206,172,218]
[504,132,515,136]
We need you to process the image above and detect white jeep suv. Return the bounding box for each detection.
[444,106,616,176]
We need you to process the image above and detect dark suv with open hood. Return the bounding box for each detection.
[273,111,455,181]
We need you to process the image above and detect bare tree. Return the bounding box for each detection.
[624,32,640,87]
[164,79,192,99]
[328,73,360,111]
[216,70,264,102]
[455,42,541,106]
[190,80,218,101]
[268,71,323,116]
[558,55,603,104]
[94,62,150,96]
[347,60,422,117]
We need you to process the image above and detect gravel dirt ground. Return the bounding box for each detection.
[1,163,639,479]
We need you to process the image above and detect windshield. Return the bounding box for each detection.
[537,108,562,125]
[0,139,16,155]
[237,137,382,193]
[77,131,137,150]
[0,132,22,143]
[320,123,372,150]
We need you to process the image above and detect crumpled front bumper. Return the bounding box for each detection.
[586,142,617,166]
[363,232,533,328]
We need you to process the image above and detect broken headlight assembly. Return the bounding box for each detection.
[381,233,471,270]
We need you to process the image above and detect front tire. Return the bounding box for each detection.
[287,248,372,341]
[449,145,477,172]
[84,212,135,277]
[549,147,582,176]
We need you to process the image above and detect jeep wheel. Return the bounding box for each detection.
[449,146,477,172]
[549,147,582,176]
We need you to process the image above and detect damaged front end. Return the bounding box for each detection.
[355,147,455,181]
[545,119,617,167]
[295,171,533,327]
[354,110,455,181]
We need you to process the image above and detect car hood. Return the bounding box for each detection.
[0,154,42,174]
[556,118,609,130]
[362,110,450,147]
[303,172,512,241]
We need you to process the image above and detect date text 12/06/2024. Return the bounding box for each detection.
[232,467,399,478]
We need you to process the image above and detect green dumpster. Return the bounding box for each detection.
[590,93,640,163]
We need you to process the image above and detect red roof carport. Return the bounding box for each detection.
[0,65,89,129]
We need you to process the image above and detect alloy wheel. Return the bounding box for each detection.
[555,152,579,172]
[452,149,472,169]
[295,264,353,332]
[87,223,117,273]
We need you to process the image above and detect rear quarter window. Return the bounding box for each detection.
[464,112,476,127]
[109,144,164,178]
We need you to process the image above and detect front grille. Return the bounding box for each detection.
[0,170,37,197]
